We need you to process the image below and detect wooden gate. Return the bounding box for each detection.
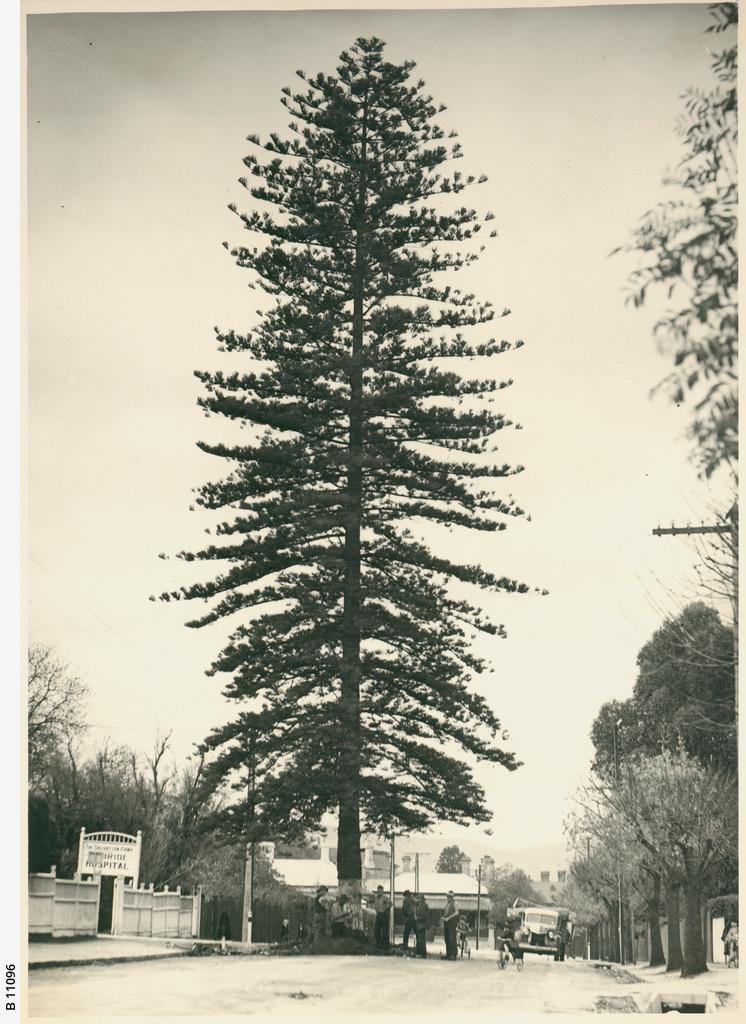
[112,879,201,938]
[28,868,100,937]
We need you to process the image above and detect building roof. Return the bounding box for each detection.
[393,871,480,896]
[273,857,338,889]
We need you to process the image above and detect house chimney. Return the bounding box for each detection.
[401,853,412,874]
[460,854,471,877]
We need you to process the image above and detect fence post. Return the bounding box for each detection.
[77,828,85,876]
[111,876,119,935]
[94,874,102,936]
[133,831,142,889]
[48,866,57,936]
[192,886,202,939]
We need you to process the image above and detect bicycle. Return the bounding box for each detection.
[497,942,523,971]
[458,933,471,959]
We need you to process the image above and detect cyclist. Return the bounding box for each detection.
[456,915,471,958]
[496,922,517,968]
[511,921,526,969]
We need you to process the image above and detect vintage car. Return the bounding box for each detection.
[506,901,574,960]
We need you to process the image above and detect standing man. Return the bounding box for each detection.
[415,893,430,959]
[330,893,352,939]
[373,884,392,949]
[313,885,330,942]
[443,891,459,960]
[402,889,416,952]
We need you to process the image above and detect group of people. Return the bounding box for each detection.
[313,884,354,939]
[310,884,468,960]
[310,883,396,945]
[400,888,432,958]
[291,884,536,968]
[402,888,472,960]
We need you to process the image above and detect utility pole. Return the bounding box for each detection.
[613,717,624,966]
[389,834,396,946]
[652,504,738,717]
[476,865,482,950]
[410,850,430,895]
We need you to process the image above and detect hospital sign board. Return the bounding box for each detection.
[77,828,142,886]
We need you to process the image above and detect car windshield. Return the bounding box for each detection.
[526,913,557,926]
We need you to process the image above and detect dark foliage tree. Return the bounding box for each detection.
[28,794,56,874]
[591,603,736,775]
[159,38,535,899]
[486,864,542,924]
[614,3,738,480]
[435,844,465,873]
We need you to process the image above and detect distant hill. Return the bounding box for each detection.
[310,826,570,882]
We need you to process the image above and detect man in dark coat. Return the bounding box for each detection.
[313,885,330,941]
[415,894,429,959]
[443,891,459,960]
[402,889,416,952]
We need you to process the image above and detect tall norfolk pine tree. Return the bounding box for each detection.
[159,39,537,898]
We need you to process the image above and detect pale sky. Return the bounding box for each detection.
[25,3,730,853]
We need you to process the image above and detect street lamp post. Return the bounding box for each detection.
[613,717,624,966]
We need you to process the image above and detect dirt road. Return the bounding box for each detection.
[28,951,739,1017]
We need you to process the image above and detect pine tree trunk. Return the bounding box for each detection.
[337,83,370,914]
[681,854,707,977]
[664,879,683,973]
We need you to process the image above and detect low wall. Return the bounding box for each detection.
[29,868,100,937]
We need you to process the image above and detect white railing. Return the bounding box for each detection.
[28,867,100,937]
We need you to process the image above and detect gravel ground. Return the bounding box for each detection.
[27,951,740,1017]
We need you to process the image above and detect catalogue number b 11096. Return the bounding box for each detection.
[5,965,15,1011]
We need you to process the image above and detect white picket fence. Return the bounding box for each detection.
[29,867,100,937]
[112,877,201,939]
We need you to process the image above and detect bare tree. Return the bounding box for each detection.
[595,751,737,978]
[28,641,88,782]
